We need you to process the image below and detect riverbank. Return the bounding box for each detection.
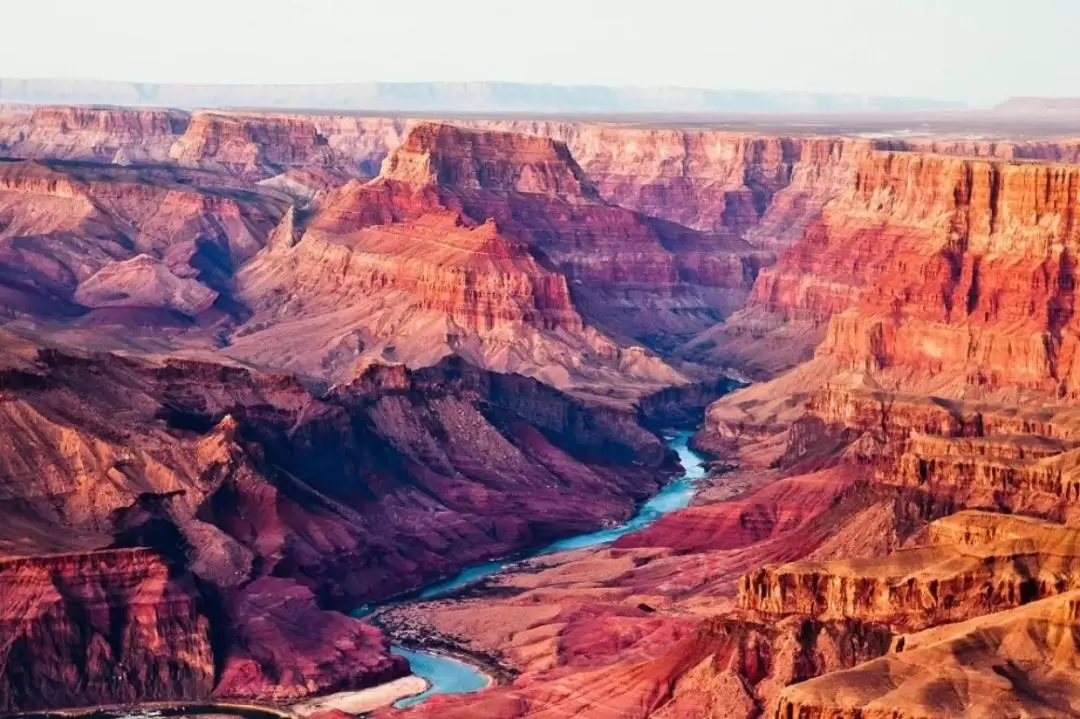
[386,648,494,710]
[289,677,429,717]
[359,429,710,709]
[376,611,518,685]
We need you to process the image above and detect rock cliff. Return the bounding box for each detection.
[772,589,1080,718]
[372,122,768,351]
[0,548,213,711]
[713,151,1080,383]
[740,511,1080,632]
[232,191,682,395]
[0,105,188,165]
[0,159,286,322]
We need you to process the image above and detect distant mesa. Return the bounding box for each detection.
[994,96,1080,115]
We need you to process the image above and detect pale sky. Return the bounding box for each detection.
[3,0,1076,105]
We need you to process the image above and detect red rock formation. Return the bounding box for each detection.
[384,612,891,719]
[786,383,1080,519]
[232,201,671,391]
[720,151,1080,386]
[213,577,405,702]
[740,511,1080,632]
[518,126,867,247]
[0,548,214,711]
[7,106,1080,716]
[373,122,767,349]
[773,590,1080,718]
[4,105,1079,248]
[812,153,1080,394]
[228,123,733,394]
[0,105,188,165]
[0,159,286,321]
[0,337,673,709]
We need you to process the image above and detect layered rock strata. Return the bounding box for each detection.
[741,511,1080,632]
[772,589,1080,718]
[0,548,213,711]
[715,151,1080,382]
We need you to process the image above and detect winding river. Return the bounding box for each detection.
[385,430,708,708]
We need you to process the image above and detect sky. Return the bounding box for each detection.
[3,0,1076,105]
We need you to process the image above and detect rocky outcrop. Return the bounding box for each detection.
[4,106,1079,244]
[0,107,409,181]
[511,127,872,247]
[0,159,287,321]
[228,122,766,394]
[74,254,219,315]
[212,577,406,702]
[9,107,1080,384]
[168,113,411,180]
[382,122,597,196]
[231,200,681,392]
[0,106,188,165]
[816,153,1080,386]
[739,511,1080,632]
[772,590,1080,718]
[738,151,1080,390]
[787,384,1080,517]
[0,548,214,711]
[692,148,1080,381]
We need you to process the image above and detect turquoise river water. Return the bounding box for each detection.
[386,430,707,708]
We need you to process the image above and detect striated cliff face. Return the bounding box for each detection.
[784,376,1080,522]
[231,168,686,394]
[506,125,874,248]
[8,107,1080,385]
[772,589,1080,718]
[0,548,214,711]
[0,341,669,599]
[168,112,412,181]
[739,511,1080,632]
[389,614,892,719]
[727,151,1080,388]
[0,106,189,165]
[0,106,408,181]
[1,118,754,396]
[222,121,771,394]
[383,122,597,196]
[817,152,1080,386]
[371,122,769,351]
[3,105,1079,249]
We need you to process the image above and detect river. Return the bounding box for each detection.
[386,429,708,708]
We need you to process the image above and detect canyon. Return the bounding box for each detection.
[1,103,1080,717]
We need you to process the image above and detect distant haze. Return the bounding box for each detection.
[1,0,1075,107]
[0,79,966,114]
